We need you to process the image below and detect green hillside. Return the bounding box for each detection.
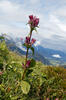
[0,40,66,100]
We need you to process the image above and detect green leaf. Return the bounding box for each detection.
[39,77,43,86]
[30,59,36,67]
[21,81,30,94]
[34,28,37,32]
[0,36,4,40]
[0,63,3,70]
[11,96,18,100]
[26,69,33,76]
[23,43,27,47]
[23,43,31,49]
[30,47,34,55]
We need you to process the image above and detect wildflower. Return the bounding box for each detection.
[28,15,39,28]
[25,37,30,44]
[25,37,36,46]
[22,60,31,68]
[46,98,49,100]
[31,38,36,45]
[29,15,33,20]
[0,71,3,75]
[33,16,39,27]
[26,60,31,68]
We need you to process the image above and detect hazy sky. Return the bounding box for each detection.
[0,0,66,52]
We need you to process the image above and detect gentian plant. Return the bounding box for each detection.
[20,15,39,94]
[22,15,39,80]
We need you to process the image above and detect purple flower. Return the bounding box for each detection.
[25,37,36,46]
[29,15,33,20]
[28,15,39,28]
[0,71,3,75]
[33,16,39,27]
[26,60,31,68]
[22,60,31,68]
[25,37,30,44]
[46,98,49,100]
[31,38,36,45]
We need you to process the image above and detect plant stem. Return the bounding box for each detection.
[22,67,26,80]
[22,48,28,80]
[25,48,28,63]
[22,28,32,80]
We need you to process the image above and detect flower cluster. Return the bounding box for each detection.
[28,15,39,28]
[22,15,39,79]
[25,36,36,46]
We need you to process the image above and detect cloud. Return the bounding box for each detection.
[50,15,66,32]
[30,0,40,5]
[0,0,32,37]
[51,34,64,39]
[54,6,66,17]
[0,0,28,22]
[0,0,66,52]
[34,41,40,46]
[52,54,61,58]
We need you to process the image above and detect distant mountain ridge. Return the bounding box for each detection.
[5,36,66,66]
[5,37,50,65]
[35,45,66,61]
[34,45,66,65]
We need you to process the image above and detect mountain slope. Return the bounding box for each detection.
[0,40,66,100]
[34,45,66,65]
[5,36,66,65]
[5,37,50,65]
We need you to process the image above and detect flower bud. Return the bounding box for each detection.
[29,15,33,20]
[31,38,36,45]
[26,60,31,68]
[25,37,30,44]
[28,15,39,28]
